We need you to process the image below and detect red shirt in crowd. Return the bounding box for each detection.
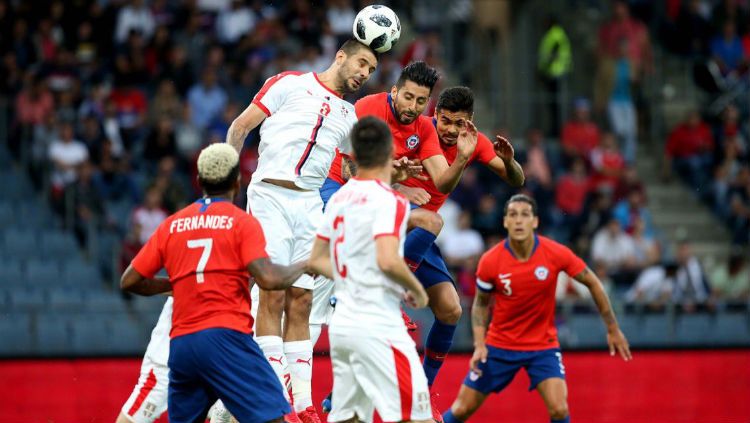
[561,120,601,157]
[665,122,714,158]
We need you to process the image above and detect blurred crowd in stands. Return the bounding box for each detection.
[1,0,748,313]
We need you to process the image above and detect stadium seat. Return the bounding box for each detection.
[714,313,750,346]
[0,258,25,288]
[675,314,714,346]
[70,316,111,355]
[8,287,47,309]
[62,260,102,288]
[40,231,80,259]
[1,228,39,260]
[47,287,87,309]
[85,291,127,313]
[35,313,72,355]
[0,203,13,229]
[0,312,33,356]
[107,313,151,355]
[637,314,674,347]
[1,170,32,201]
[25,259,59,287]
[570,314,607,348]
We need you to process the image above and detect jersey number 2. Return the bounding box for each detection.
[187,238,213,283]
[333,216,347,277]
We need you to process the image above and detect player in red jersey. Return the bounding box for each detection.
[120,143,307,423]
[442,194,632,423]
[392,87,525,422]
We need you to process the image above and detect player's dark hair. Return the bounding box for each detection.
[198,163,240,196]
[351,116,393,168]
[436,86,474,114]
[339,38,378,59]
[397,61,440,92]
[503,194,538,216]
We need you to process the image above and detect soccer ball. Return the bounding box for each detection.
[352,5,401,53]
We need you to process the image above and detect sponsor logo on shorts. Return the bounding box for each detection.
[469,370,480,381]
[534,266,549,281]
[406,134,420,150]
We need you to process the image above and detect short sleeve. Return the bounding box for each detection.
[354,94,379,119]
[251,72,299,116]
[373,191,409,239]
[316,207,333,242]
[417,118,442,161]
[131,223,166,279]
[475,251,496,293]
[238,215,270,266]
[474,133,498,165]
[339,118,355,156]
[557,244,587,278]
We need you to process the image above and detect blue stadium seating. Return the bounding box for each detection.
[85,291,127,313]
[0,258,25,288]
[675,314,715,346]
[70,317,111,355]
[40,231,79,259]
[2,228,39,260]
[62,260,101,288]
[8,287,47,309]
[25,259,59,287]
[47,287,87,309]
[570,314,607,348]
[35,313,72,355]
[0,312,32,356]
[637,314,674,347]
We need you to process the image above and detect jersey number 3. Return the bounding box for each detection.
[187,238,213,283]
[500,278,512,296]
[333,216,347,278]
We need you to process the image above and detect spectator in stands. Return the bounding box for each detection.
[607,38,639,164]
[710,250,750,302]
[630,216,660,268]
[714,104,747,154]
[159,45,194,97]
[216,0,257,46]
[672,239,713,312]
[589,132,625,192]
[713,137,744,218]
[115,0,155,45]
[553,157,590,242]
[326,0,356,46]
[48,121,89,192]
[79,114,106,163]
[187,67,228,130]
[591,217,639,285]
[14,75,54,134]
[148,80,183,125]
[612,189,653,236]
[669,0,713,57]
[537,16,572,136]
[614,165,646,203]
[576,190,612,250]
[149,156,189,213]
[143,116,177,166]
[65,160,105,248]
[443,211,485,269]
[470,194,502,238]
[626,261,677,310]
[711,0,749,41]
[521,127,554,223]
[92,155,140,204]
[450,166,485,212]
[207,103,240,144]
[709,21,747,88]
[728,166,750,245]
[109,81,148,149]
[664,110,714,191]
[561,97,600,164]
[131,186,168,246]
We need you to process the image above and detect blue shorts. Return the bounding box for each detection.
[463,346,566,393]
[320,178,343,211]
[414,242,454,288]
[168,328,290,423]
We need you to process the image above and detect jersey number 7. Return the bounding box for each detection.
[187,238,213,283]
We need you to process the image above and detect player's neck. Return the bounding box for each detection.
[202,192,234,202]
[508,236,535,261]
[315,69,343,97]
[355,167,391,184]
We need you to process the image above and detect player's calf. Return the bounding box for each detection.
[257,289,287,336]
[443,385,487,422]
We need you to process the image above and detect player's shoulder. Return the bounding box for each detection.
[369,179,407,203]
[538,235,576,257]
[416,115,437,133]
[355,92,388,110]
[477,131,493,146]
[262,71,305,87]
[480,240,508,262]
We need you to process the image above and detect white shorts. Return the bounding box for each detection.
[310,276,335,325]
[328,331,431,423]
[121,355,169,423]
[247,181,321,290]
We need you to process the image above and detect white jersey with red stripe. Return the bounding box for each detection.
[250,71,357,190]
[143,297,172,366]
[317,177,411,333]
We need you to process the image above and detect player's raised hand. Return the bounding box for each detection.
[607,328,632,361]
[396,185,431,205]
[493,135,515,162]
[456,120,479,161]
[391,157,427,182]
[469,343,488,376]
[403,287,429,309]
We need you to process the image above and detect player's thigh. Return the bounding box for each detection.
[193,329,291,422]
[350,334,431,423]
[329,334,373,423]
[310,276,335,326]
[288,192,322,290]
[463,346,524,395]
[535,377,568,415]
[247,183,295,265]
[120,359,169,423]
[449,384,490,419]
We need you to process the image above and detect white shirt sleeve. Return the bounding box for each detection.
[372,192,408,239]
[251,73,295,116]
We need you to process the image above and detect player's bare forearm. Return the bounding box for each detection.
[574,267,619,330]
[120,265,171,296]
[308,238,333,279]
[471,290,492,346]
[249,258,306,290]
[424,154,469,194]
[226,122,250,153]
[503,158,525,187]
[226,103,267,153]
[341,155,357,182]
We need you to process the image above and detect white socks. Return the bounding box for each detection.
[256,336,292,402]
[284,340,313,412]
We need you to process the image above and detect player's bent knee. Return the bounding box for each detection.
[410,209,443,235]
[434,300,462,325]
[451,396,481,420]
[260,290,286,315]
[286,288,312,318]
[548,403,569,420]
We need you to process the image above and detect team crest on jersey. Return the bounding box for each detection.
[340,105,349,117]
[534,266,549,281]
[406,134,420,150]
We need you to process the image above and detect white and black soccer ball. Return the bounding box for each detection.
[352,5,401,53]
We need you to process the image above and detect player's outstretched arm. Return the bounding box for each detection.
[375,235,428,308]
[226,102,267,153]
[308,237,333,280]
[573,267,633,361]
[422,121,479,194]
[120,264,172,296]
[486,135,525,187]
[248,258,306,290]
[469,290,492,375]
[341,155,358,182]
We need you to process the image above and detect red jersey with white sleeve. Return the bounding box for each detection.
[131,198,269,338]
[327,92,443,184]
[317,178,411,332]
[475,235,586,351]
[250,72,358,190]
[400,128,497,212]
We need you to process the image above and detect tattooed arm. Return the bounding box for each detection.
[469,289,493,374]
[341,155,357,182]
[573,267,632,361]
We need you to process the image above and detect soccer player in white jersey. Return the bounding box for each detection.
[225,39,378,422]
[116,298,172,423]
[308,116,434,423]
